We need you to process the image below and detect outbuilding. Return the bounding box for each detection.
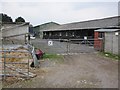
[94,29,119,55]
[1,22,30,44]
[42,16,120,40]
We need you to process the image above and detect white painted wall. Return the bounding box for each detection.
[105,32,118,55]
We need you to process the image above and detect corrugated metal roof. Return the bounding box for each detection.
[34,22,60,30]
[42,16,120,31]
[95,29,120,32]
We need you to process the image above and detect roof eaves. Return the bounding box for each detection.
[95,29,120,32]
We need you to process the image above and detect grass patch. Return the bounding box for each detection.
[43,53,64,64]
[43,53,63,59]
[99,52,120,60]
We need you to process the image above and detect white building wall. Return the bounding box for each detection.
[105,32,113,53]
[119,31,120,55]
[105,32,118,55]
[113,32,118,54]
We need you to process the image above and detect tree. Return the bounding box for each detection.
[15,17,25,22]
[0,13,13,23]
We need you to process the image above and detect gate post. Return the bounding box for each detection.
[28,44,39,67]
[101,37,105,52]
[66,39,70,55]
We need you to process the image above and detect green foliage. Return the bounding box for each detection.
[0,13,13,22]
[15,17,25,22]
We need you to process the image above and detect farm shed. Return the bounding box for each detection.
[42,16,120,39]
[33,22,60,38]
[94,29,120,55]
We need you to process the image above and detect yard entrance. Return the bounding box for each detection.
[3,38,118,88]
[31,38,103,55]
[4,50,118,88]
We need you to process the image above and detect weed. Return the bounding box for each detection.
[99,52,120,60]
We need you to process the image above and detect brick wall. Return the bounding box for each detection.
[94,32,103,51]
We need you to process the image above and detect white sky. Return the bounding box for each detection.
[0,0,119,26]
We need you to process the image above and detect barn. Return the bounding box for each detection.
[42,16,120,39]
[33,22,60,38]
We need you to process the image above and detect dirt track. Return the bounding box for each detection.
[4,53,118,88]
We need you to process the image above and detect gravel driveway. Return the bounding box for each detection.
[4,53,118,88]
[3,39,118,88]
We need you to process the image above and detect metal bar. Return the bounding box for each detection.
[44,39,96,40]
[3,51,6,80]
[0,71,28,73]
[3,33,28,38]
[5,65,29,74]
[5,62,28,64]
[68,39,70,54]
[66,40,69,54]
[0,50,29,53]
[1,56,29,58]
[0,62,27,64]
[28,56,29,79]
[0,74,25,77]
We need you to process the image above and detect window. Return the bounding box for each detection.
[44,32,46,35]
[66,32,68,36]
[49,32,51,36]
[59,32,62,36]
[98,32,104,39]
[72,32,74,36]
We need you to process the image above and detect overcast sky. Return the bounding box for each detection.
[0,0,119,26]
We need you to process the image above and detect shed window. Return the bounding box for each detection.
[49,32,51,36]
[98,32,104,38]
[66,32,68,36]
[44,32,46,35]
[59,32,62,36]
[72,32,74,36]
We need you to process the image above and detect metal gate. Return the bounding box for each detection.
[0,35,37,82]
[31,38,104,55]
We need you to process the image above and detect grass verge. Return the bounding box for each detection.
[99,52,120,61]
[43,53,63,59]
[42,53,64,64]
